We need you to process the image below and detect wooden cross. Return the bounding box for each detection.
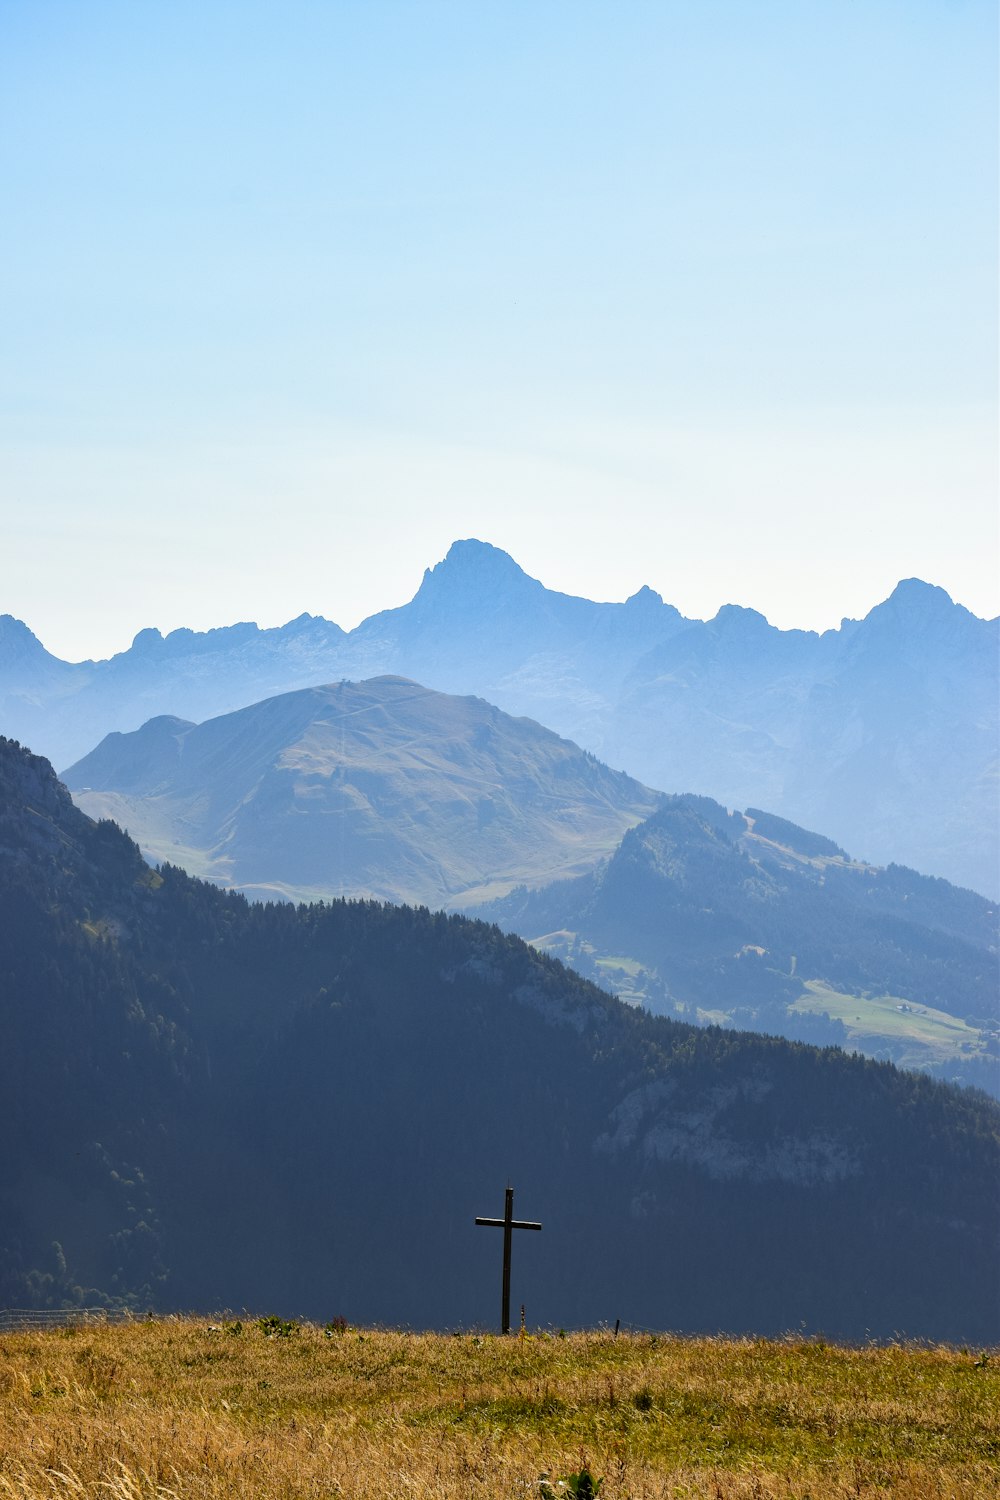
[475,1184,541,1334]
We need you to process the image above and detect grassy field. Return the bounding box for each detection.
[792,980,988,1068]
[0,1319,997,1498]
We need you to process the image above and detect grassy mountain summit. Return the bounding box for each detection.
[62,676,661,907]
[1,736,998,1340]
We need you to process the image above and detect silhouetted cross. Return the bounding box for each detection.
[475,1184,541,1334]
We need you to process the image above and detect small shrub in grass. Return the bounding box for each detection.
[539,1463,603,1498]
[324,1317,348,1336]
[563,1466,603,1498]
[257,1315,298,1338]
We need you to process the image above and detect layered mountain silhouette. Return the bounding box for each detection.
[2,540,997,894]
[2,735,998,1340]
[63,683,998,1089]
[63,677,661,907]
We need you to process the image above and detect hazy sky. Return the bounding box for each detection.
[2,1,997,660]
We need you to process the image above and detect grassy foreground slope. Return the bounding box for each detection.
[0,1320,997,1498]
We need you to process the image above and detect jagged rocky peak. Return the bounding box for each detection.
[857,578,986,647]
[710,603,774,633]
[129,626,165,652]
[0,614,53,665]
[625,584,665,608]
[124,621,274,662]
[273,610,347,642]
[884,578,956,612]
[414,538,542,606]
[863,578,969,631]
[283,611,325,632]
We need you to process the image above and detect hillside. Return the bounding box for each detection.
[478,795,1000,1096]
[62,677,999,1090]
[2,1321,997,1500]
[2,540,996,894]
[62,677,661,907]
[1,736,998,1342]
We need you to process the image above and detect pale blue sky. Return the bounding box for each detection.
[1,0,996,659]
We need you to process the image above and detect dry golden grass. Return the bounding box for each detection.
[0,1318,997,1498]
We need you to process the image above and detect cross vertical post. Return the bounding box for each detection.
[502,1185,513,1336]
[475,1184,542,1334]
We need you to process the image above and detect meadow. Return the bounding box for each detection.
[0,1318,997,1498]
[792,981,987,1069]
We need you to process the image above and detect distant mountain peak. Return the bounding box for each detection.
[134,714,196,735]
[881,578,956,615]
[858,578,981,641]
[130,627,164,651]
[626,585,665,608]
[411,539,543,612]
[424,538,534,583]
[0,614,52,665]
[0,614,39,640]
[444,537,524,569]
[711,603,773,631]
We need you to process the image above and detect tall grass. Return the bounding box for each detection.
[0,1318,996,1497]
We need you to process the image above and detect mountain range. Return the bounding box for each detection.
[63,677,660,907]
[2,539,996,895]
[2,735,998,1341]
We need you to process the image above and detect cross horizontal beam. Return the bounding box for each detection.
[475,1217,541,1230]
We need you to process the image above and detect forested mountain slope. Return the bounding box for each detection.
[2,540,995,894]
[478,796,1000,1096]
[1,737,997,1341]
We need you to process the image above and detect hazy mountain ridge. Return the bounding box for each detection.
[64,677,661,907]
[2,539,997,893]
[1,735,998,1339]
